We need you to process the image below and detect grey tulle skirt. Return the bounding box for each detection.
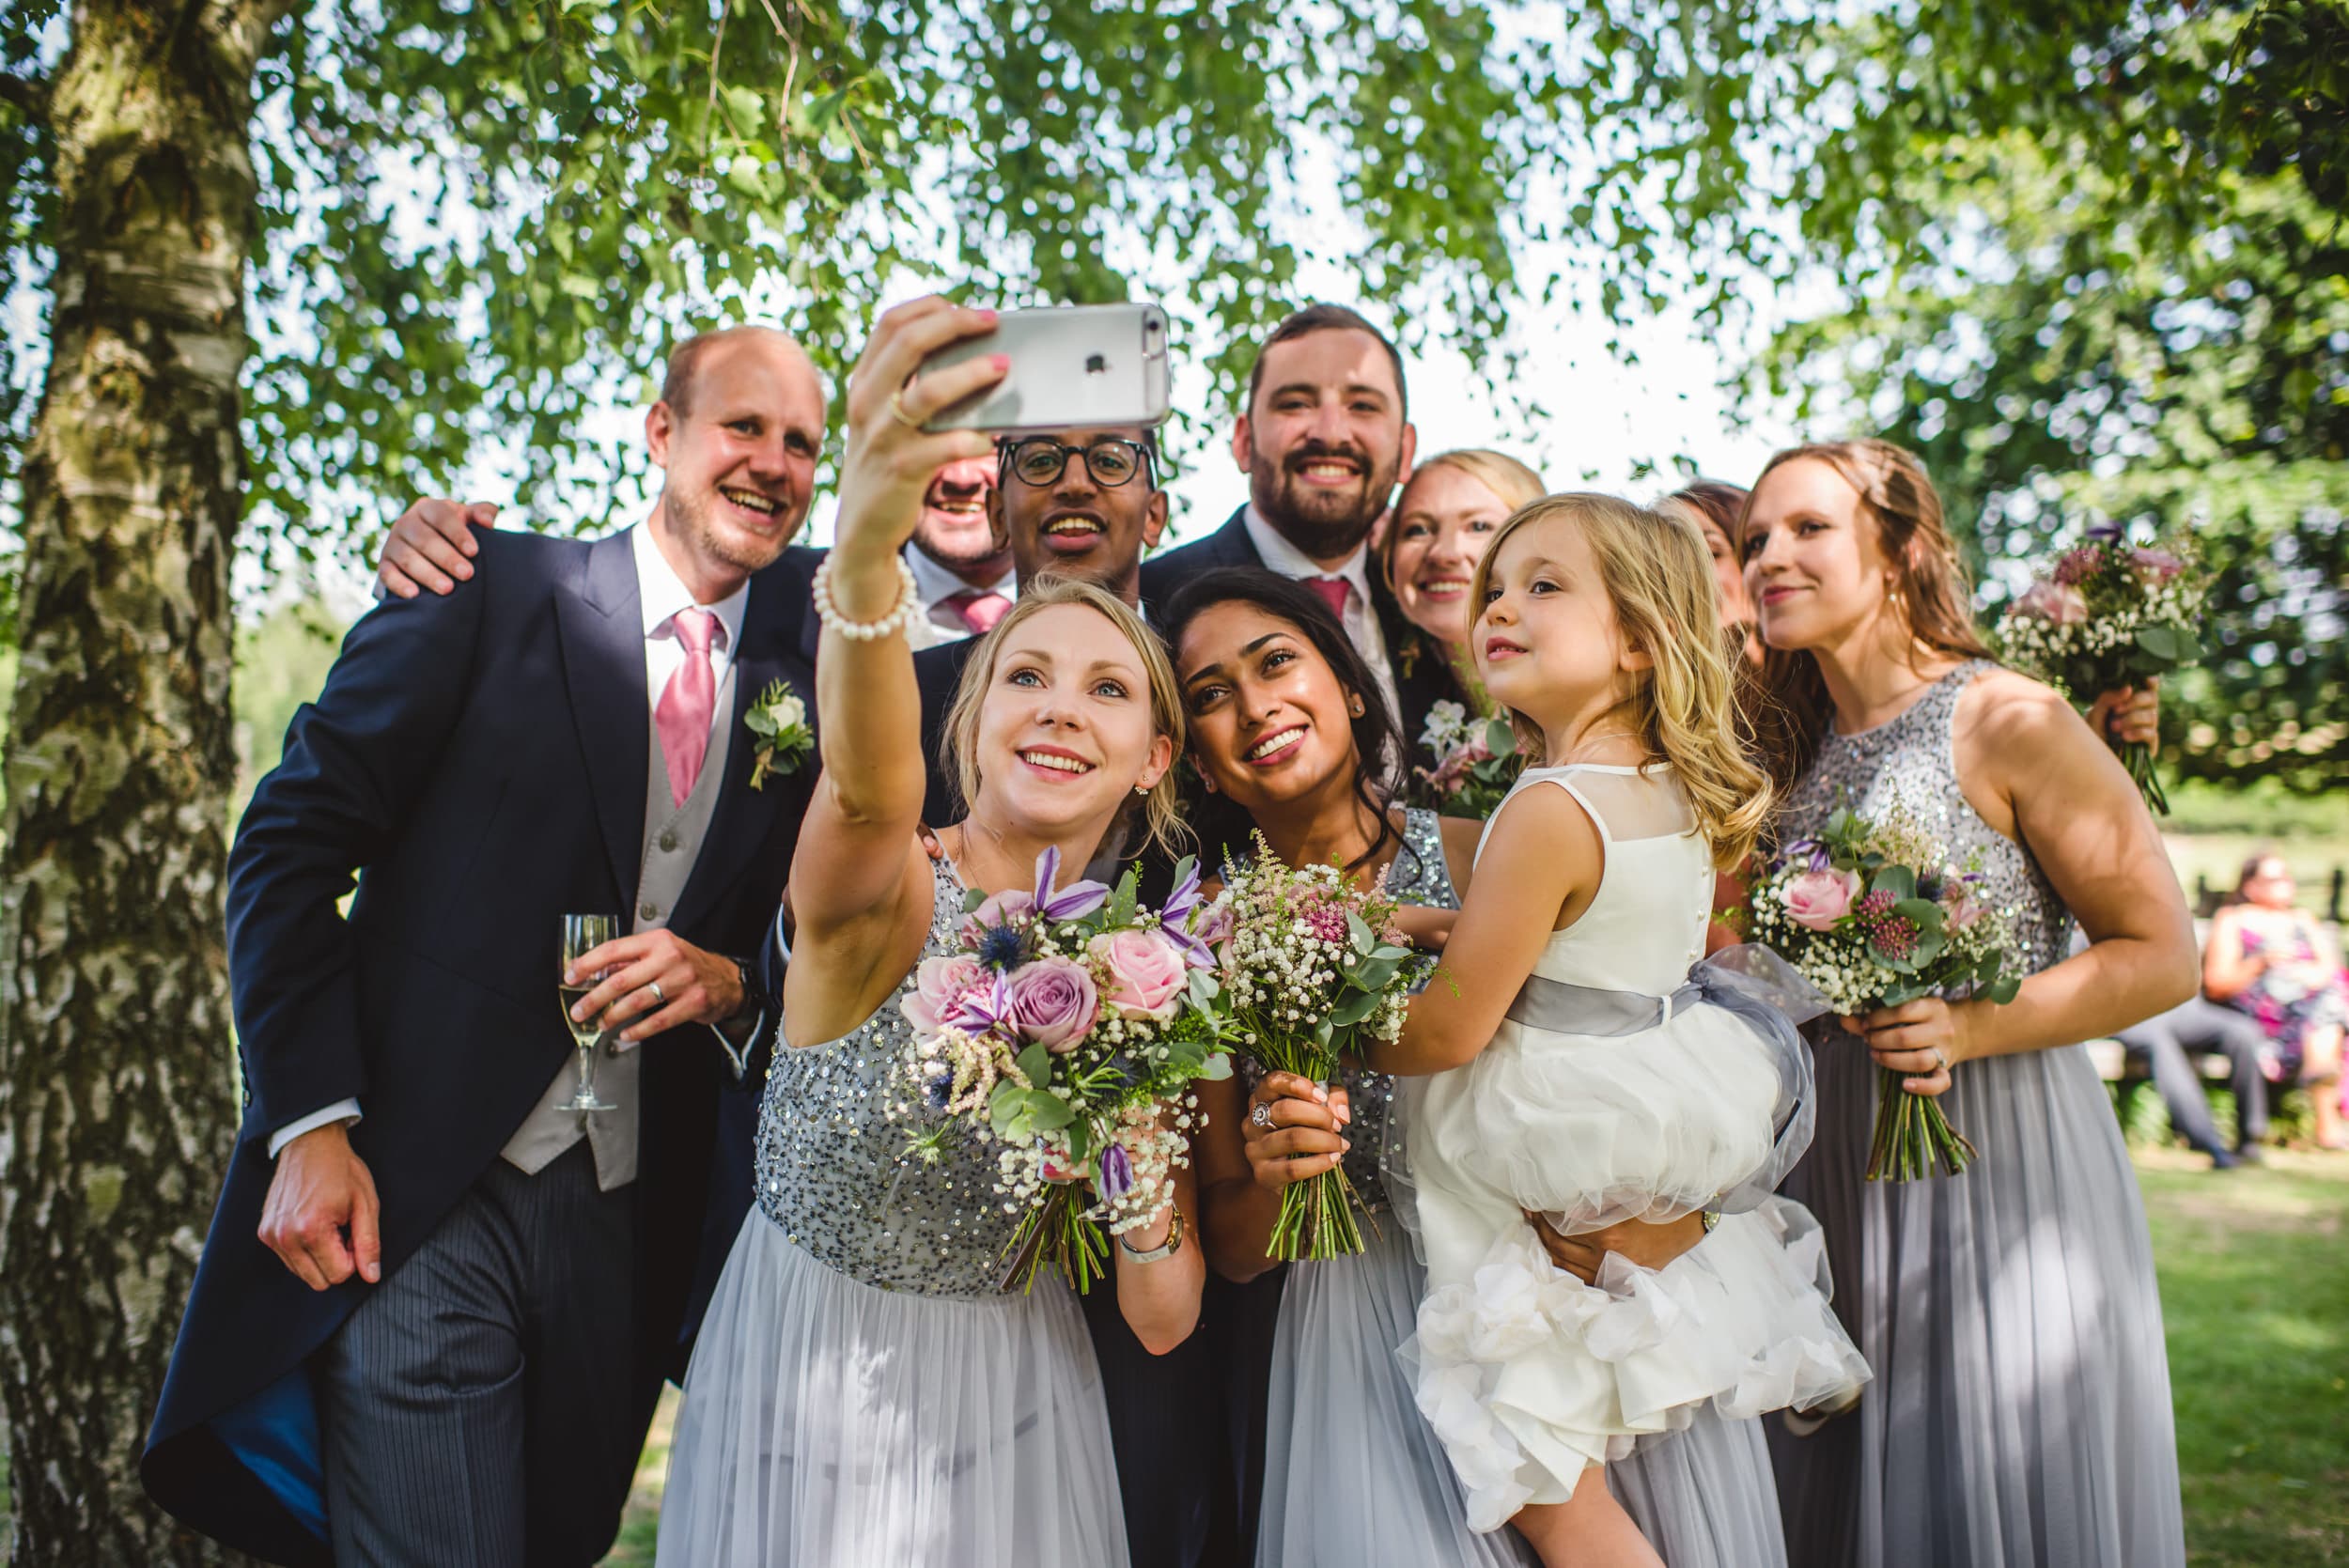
[1771,1032,2186,1568]
[657,1212,1129,1566]
[1257,1220,1788,1567]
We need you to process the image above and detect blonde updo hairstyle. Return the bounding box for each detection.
[940,574,1191,856]
[1465,492,1773,873]
[1377,447,1548,601]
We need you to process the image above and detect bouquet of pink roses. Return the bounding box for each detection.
[1747,807,2021,1181]
[2000,520,2201,813]
[1217,833,1420,1258]
[903,848,1237,1293]
[1410,699,1522,819]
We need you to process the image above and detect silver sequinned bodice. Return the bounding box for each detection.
[754,860,1022,1298]
[1778,660,2074,977]
[1241,808,1461,1214]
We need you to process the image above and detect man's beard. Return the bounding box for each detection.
[1250,442,1399,561]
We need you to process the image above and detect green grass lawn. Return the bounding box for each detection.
[2136,1145,2349,1568]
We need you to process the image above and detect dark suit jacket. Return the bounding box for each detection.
[1139,505,1450,747]
[141,527,821,1565]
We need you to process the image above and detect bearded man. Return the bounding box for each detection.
[1138,302,1449,744]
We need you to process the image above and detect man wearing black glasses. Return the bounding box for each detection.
[911,424,1168,823]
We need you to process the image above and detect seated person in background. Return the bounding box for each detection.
[2204,852,2349,1151]
[2115,1001,2272,1169]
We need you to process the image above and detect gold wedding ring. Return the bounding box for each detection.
[886,387,924,429]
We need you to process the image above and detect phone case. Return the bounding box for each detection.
[921,303,1172,433]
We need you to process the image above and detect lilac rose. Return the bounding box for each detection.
[1783,866,1864,932]
[1091,928,1190,1021]
[899,954,988,1034]
[1005,956,1097,1052]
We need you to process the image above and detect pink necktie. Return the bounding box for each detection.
[947,589,1013,635]
[656,608,720,806]
[1306,576,1354,623]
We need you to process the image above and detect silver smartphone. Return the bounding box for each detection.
[920,303,1172,433]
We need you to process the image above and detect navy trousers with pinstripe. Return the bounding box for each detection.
[315,1143,639,1567]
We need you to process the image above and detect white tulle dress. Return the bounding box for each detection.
[1399,764,1870,1534]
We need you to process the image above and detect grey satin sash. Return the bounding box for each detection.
[1502,943,1830,1212]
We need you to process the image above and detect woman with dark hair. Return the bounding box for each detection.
[1655,480,1757,660]
[2205,851,2348,1149]
[1162,567,1755,1568]
[1742,439,2194,1568]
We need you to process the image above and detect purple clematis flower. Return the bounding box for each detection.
[1098,1141,1135,1203]
[946,970,1018,1039]
[1032,846,1110,922]
[1158,858,1221,969]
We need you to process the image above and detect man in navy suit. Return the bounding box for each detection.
[1139,302,1449,750]
[142,326,826,1566]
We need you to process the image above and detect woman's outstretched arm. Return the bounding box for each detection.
[784,300,1005,1046]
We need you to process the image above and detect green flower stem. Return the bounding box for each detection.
[1866,1067,1978,1182]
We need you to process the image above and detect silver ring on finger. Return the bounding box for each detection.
[887,387,925,429]
[1250,1101,1273,1130]
[1930,1047,1949,1072]
[647,979,666,1005]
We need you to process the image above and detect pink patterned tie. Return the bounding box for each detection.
[1306,576,1354,624]
[656,608,720,806]
[946,589,1013,635]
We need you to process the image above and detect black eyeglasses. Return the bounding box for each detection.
[996,436,1154,489]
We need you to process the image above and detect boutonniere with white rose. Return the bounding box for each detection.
[744,678,813,791]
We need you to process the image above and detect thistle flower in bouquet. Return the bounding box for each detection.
[1409,699,1523,818]
[903,847,1237,1293]
[1999,520,2202,813]
[1748,806,2022,1181]
[1218,832,1421,1259]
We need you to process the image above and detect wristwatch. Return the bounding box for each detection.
[1116,1206,1186,1263]
[730,956,771,1024]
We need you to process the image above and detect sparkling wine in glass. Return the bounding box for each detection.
[559,913,621,1113]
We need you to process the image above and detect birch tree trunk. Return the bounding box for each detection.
[1,2,287,1559]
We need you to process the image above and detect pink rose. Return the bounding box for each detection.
[899,954,988,1034]
[1944,892,1986,930]
[1091,928,1190,1021]
[2131,547,2184,582]
[1190,898,1235,951]
[2014,581,2088,626]
[1005,957,1097,1052]
[1783,866,1863,932]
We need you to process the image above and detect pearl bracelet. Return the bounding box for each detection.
[813,552,921,643]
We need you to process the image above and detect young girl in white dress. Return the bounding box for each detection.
[1377,493,1869,1567]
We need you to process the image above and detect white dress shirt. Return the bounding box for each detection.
[904,544,1016,650]
[1240,504,1402,724]
[270,525,752,1157]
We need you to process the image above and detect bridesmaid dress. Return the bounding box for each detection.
[657,858,1130,1566]
[1257,808,1795,1568]
[1767,660,2186,1568]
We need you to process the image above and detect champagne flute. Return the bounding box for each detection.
[559,913,621,1113]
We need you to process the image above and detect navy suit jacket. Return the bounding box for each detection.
[141,527,821,1565]
[1138,505,1450,747]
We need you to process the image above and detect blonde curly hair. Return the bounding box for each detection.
[1466,492,1773,872]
